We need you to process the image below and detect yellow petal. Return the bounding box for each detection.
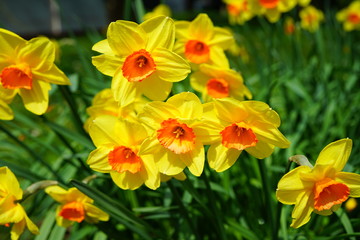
[244,140,275,159]
[110,171,143,190]
[179,141,205,176]
[214,98,248,123]
[92,54,123,77]
[276,166,312,204]
[141,16,175,51]
[193,119,222,145]
[155,149,186,175]
[0,99,14,120]
[152,47,190,82]
[87,147,112,173]
[336,172,360,197]
[84,203,109,222]
[166,92,202,119]
[139,101,179,130]
[139,155,161,190]
[138,74,173,101]
[18,37,55,71]
[242,101,281,126]
[189,14,214,42]
[32,65,70,85]
[290,191,314,228]
[207,142,241,172]
[45,186,69,204]
[138,136,162,155]
[11,218,25,240]
[92,39,112,54]
[252,126,290,149]
[315,138,352,172]
[175,20,190,39]
[209,27,234,49]
[0,28,26,57]
[209,46,230,68]
[24,214,39,234]
[19,80,50,115]
[111,70,138,107]
[190,70,208,93]
[0,167,22,199]
[107,20,146,56]
[0,200,25,224]
[88,115,123,147]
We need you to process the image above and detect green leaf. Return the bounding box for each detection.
[227,219,259,240]
[335,208,356,240]
[34,210,56,240]
[71,180,160,240]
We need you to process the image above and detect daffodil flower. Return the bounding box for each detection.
[138,92,216,177]
[45,186,109,227]
[299,6,324,32]
[87,116,160,190]
[336,1,360,31]
[84,88,148,131]
[249,0,297,23]
[0,28,70,115]
[203,98,290,172]
[92,16,190,107]
[174,13,234,68]
[223,0,254,25]
[276,139,360,228]
[0,167,39,240]
[190,64,252,102]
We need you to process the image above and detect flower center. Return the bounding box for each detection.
[348,13,360,24]
[0,63,33,89]
[122,49,156,82]
[227,1,248,15]
[108,146,142,174]
[206,78,229,98]
[185,40,210,64]
[220,122,258,150]
[313,177,350,211]
[59,201,85,223]
[259,0,279,9]
[157,118,196,154]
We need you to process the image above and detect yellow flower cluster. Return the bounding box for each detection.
[88,14,290,190]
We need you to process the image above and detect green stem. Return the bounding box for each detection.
[257,159,275,238]
[134,0,146,22]
[0,123,65,184]
[59,85,89,139]
[273,160,293,240]
[202,167,227,240]
[123,0,132,20]
[167,180,201,240]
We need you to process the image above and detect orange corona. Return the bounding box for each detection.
[122,49,156,82]
[221,122,258,150]
[108,146,142,173]
[157,118,196,154]
[0,63,32,90]
[185,40,210,64]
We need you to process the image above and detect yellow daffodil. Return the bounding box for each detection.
[0,28,70,115]
[249,0,297,23]
[276,139,360,228]
[336,1,360,31]
[45,186,109,227]
[174,13,234,68]
[298,0,311,7]
[87,116,160,190]
[0,167,39,240]
[284,17,296,35]
[92,16,190,107]
[190,64,252,102]
[223,0,254,25]
[143,4,172,21]
[299,6,324,32]
[84,88,148,131]
[203,99,290,172]
[138,92,216,177]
